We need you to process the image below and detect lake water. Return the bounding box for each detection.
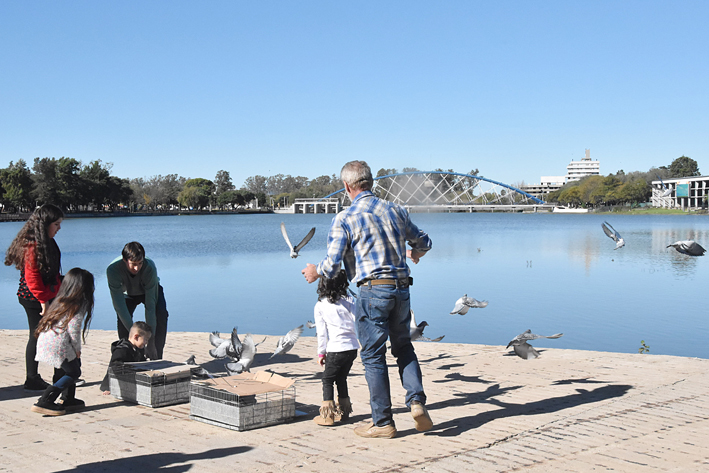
[1,212,707,359]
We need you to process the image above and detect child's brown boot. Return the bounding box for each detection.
[313,400,336,426]
[335,397,353,422]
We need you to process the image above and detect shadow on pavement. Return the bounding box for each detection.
[53,446,253,472]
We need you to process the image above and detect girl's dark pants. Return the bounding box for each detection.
[53,358,81,391]
[322,349,358,401]
[19,297,60,382]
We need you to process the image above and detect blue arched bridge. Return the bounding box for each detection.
[304,171,550,212]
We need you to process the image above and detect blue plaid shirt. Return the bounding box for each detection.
[316,191,432,285]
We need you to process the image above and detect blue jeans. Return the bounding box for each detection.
[356,284,426,427]
[54,358,81,391]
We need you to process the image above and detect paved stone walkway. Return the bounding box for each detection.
[1,329,707,472]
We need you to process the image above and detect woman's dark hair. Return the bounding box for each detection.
[317,270,349,304]
[4,204,64,283]
[35,268,95,343]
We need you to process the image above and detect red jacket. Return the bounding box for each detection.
[20,242,61,303]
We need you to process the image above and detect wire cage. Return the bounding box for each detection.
[109,362,194,408]
[190,381,296,431]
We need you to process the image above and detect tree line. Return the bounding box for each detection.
[546,156,700,207]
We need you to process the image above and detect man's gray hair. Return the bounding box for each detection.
[340,161,373,191]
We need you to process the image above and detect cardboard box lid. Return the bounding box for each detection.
[200,371,294,396]
[123,360,195,380]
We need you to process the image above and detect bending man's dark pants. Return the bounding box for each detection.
[116,285,169,359]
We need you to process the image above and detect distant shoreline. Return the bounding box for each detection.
[0,208,273,222]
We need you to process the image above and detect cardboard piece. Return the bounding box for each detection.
[122,361,195,381]
[201,371,294,396]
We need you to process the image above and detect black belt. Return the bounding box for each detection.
[357,277,413,288]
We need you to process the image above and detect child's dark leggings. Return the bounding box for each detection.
[53,358,81,391]
[19,297,60,382]
[321,349,358,401]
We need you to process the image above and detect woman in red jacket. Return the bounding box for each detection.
[4,204,64,391]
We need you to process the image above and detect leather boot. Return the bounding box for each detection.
[60,383,85,411]
[31,386,66,416]
[313,400,336,426]
[335,397,353,422]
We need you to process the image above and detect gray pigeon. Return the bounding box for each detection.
[450,294,488,315]
[280,223,316,258]
[270,325,304,358]
[185,355,216,379]
[601,221,625,250]
[208,329,240,359]
[409,309,444,342]
[306,320,316,329]
[667,240,706,256]
[506,329,563,360]
[225,334,256,375]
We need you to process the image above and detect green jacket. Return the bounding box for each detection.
[106,256,160,332]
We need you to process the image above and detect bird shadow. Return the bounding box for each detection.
[431,373,493,384]
[436,363,467,371]
[424,383,632,437]
[51,446,253,472]
[552,378,608,385]
[418,353,455,364]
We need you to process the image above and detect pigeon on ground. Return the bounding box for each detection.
[280,223,316,258]
[601,221,625,250]
[270,325,304,358]
[185,355,216,379]
[506,329,563,360]
[225,334,257,375]
[667,240,706,256]
[409,309,444,342]
[208,329,240,359]
[450,294,488,315]
[306,320,316,329]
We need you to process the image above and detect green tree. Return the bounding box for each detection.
[668,156,699,178]
[32,157,60,205]
[0,160,34,212]
[178,178,214,209]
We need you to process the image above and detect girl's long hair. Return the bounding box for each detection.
[35,268,95,342]
[4,204,64,283]
[317,270,349,304]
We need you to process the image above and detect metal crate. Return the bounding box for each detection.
[109,361,194,408]
[190,381,296,431]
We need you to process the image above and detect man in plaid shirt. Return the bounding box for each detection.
[302,160,433,438]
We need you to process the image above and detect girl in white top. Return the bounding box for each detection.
[313,270,359,426]
[32,268,95,416]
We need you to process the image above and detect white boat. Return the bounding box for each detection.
[552,206,589,214]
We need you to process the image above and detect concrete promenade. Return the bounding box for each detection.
[1,329,708,473]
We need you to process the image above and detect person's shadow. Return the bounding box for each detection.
[52,446,253,472]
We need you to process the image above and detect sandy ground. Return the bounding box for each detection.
[1,329,708,473]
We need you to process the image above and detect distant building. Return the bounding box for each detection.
[521,149,600,200]
[651,176,709,210]
[566,149,600,183]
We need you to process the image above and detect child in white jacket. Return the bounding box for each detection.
[313,270,359,426]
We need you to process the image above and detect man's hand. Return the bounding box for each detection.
[318,355,326,367]
[407,249,426,264]
[302,263,321,284]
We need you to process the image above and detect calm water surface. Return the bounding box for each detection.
[1,213,707,359]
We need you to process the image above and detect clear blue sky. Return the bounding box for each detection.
[1,1,707,188]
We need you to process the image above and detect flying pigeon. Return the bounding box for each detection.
[667,240,706,256]
[601,221,625,250]
[208,329,240,359]
[225,333,257,375]
[281,222,316,258]
[506,329,563,360]
[450,294,488,315]
[409,309,444,342]
[270,325,304,358]
[657,175,672,197]
[306,320,316,329]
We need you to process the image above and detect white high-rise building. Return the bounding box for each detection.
[566,149,600,183]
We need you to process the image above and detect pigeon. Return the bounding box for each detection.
[409,309,444,342]
[270,325,304,358]
[601,221,625,250]
[280,222,316,258]
[185,355,216,379]
[506,329,563,360]
[450,294,488,314]
[667,240,706,256]
[306,320,316,329]
[208,329,240,359]
[225,333,257,374]
[657,175,672,197]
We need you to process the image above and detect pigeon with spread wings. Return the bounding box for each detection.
[281,222,316,258]
[506,329,563,360]
[601,221,625,250]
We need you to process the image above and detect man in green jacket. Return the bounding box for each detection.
[107,241,169,359]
